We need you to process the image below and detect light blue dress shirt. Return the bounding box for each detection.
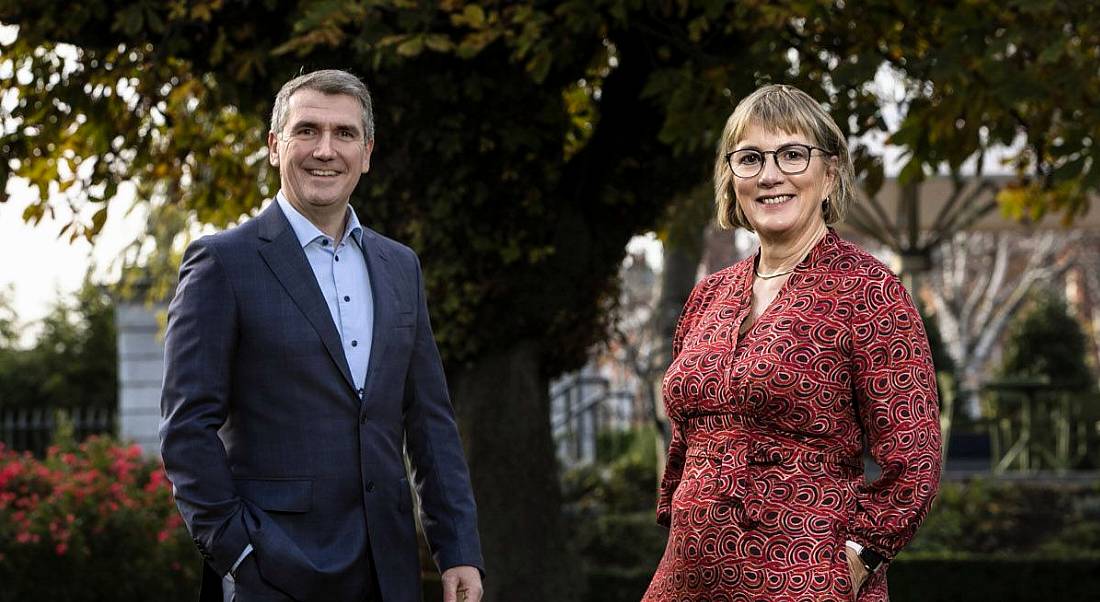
[227,193,375,581]
[276,192,374,392]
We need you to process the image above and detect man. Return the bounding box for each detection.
[160,69,484,602]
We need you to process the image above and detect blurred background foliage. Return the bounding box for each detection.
[998,292,1097,391]
[0,281,116,411]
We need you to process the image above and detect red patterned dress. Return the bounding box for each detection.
[644,230,941,602]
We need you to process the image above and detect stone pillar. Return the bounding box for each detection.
[116,302,166,456]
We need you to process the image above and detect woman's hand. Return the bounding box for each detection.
[844,545,869,596]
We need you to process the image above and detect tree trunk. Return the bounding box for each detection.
[652,239,701,443]
[451,340,580,602]
[652,187,713,448]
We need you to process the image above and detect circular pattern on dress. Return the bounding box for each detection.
[645,231,941,602]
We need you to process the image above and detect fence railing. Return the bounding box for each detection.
[0,406,117,457]
[550,374,639,468]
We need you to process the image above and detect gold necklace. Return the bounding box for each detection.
[753,265,796,280]
[753,252,803,280]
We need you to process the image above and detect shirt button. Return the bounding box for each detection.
[321,239,329,246]
[335,255,340,262]
[351,340,358,347]
[365,481,375,493]
[343,295,350,302]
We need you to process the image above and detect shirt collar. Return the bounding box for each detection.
[276,191,364,248]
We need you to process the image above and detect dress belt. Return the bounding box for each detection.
[682,414,861,528]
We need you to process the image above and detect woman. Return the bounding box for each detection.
[644,84,941,602]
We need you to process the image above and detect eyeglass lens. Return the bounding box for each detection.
[729,144,813,178]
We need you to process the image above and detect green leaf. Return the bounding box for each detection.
[424,34,454,53]
[463,5,486,28]
[90,206,108,236]
[897,159,926,186]
[396,35,425,57]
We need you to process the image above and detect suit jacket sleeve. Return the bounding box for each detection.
[159,238,250,576]
[656,277,711,527]
[847,273,942,559]
[402,253,485,574]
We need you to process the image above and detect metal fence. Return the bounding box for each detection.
[0,406,117,457]
[550,374,640,468]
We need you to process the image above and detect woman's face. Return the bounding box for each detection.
[732,123,836,241]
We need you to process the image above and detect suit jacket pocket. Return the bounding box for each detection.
[396,311,415,328]
[235,478,313,513]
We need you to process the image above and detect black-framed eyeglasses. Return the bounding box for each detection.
[725,144,834,178]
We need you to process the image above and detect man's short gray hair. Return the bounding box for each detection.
[270,69,375,140]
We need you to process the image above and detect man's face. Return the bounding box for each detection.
[267,89,373,214]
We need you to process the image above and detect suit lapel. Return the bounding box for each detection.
[359,228,399,402]
[256,203,357,394]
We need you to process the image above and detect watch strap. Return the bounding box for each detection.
[857,545,886,573]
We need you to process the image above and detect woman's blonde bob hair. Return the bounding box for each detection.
[714,84,855,231]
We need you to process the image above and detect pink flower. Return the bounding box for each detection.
[0,461,22,488]
[144,468,169,493]
[165,513,183,530]
[112,457,135,480]
[55,542,68,555]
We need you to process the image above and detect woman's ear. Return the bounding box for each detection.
[824,155,839,197]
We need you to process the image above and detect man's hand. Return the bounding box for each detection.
[441,565,483,602]
[844,545,869,596]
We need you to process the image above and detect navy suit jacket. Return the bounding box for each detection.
[160,201,483,601]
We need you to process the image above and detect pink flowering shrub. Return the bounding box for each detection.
[0,437,199,601]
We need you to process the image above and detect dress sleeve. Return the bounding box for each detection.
[656,420,686,527]
[656,277,710,527]
[847,273,942,558]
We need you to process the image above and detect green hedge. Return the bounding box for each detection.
[889,557,1100,601]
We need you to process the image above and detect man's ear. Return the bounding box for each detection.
[267,131,280,167]
[361,138,375,174]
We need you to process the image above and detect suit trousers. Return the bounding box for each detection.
[217,552,382,602]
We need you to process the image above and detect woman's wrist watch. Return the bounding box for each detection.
[845,540,885,573]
